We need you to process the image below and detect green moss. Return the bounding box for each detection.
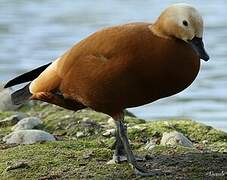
[0,140,132,180]
[0,111,14,120]
[0,103,227,179]
[208,142,227,153]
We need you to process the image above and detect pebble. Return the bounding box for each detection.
[76,131,85,138]
[5,161,29,171]
[202,140,209,144]
[160,131,193,148]
[107,118,115,127]
[102,129,115,137]
[144,139,159,150]
[12,117,42,131]
[3,130,56,144]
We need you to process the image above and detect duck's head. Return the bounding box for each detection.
[152,3,209,61]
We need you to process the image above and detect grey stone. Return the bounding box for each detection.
[160,131,193,148]
[12,117,42,131]
[3,130,56,144]
[5,161,29,171]
[102,129,116,137]
[144,142,156,150]
[76,131,85,138]
[144,138,158,150]
[107,118,116,127]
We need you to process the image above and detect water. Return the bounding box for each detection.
[0,0,226,131]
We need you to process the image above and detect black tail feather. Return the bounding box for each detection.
[4,62,52,88]
[11,83,32,105]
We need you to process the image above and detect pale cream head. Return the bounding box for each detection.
[152,3,204,42]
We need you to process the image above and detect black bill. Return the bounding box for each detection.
[189,37,210,61]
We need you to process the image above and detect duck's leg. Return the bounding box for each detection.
[114,113,161,176]
[110,123,144,163]
[110,123,127,163]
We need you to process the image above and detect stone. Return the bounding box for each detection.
[144,138,159,150]
[12,117,42,131]
[3,130,56,144]
[5,161,29,171]
[202,140,209,144]
[0,113,27,127]
[160,131,193,148]
[0,86,20,111]
[102,129,115,137]
[107,118,115,127]
[76,131,85,138]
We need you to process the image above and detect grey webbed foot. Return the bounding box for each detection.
[134,165,162,176]
[114,114,163,177]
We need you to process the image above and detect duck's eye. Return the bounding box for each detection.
[183,20,188,27]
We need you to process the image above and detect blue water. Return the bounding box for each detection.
[0,0,226,131]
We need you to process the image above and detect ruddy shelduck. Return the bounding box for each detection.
[5,3,209,176]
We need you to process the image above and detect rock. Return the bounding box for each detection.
[0,86,20,111]
[5,161,29,171]
[202,140,209,144]
[12,117,42,131]
[144,138,159,150]
[0,113,27,127]
[102,129,115,137]
[3,130,56,144]
[160,131,193,148]
[144,142,156,150]
[107,118,115,127]
[76,131,85,138]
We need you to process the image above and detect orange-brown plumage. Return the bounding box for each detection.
[30,23,200,116]
[59,24,200,114]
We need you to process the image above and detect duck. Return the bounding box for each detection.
[4,3,209,176]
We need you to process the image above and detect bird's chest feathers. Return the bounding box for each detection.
[135,47,200,99]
